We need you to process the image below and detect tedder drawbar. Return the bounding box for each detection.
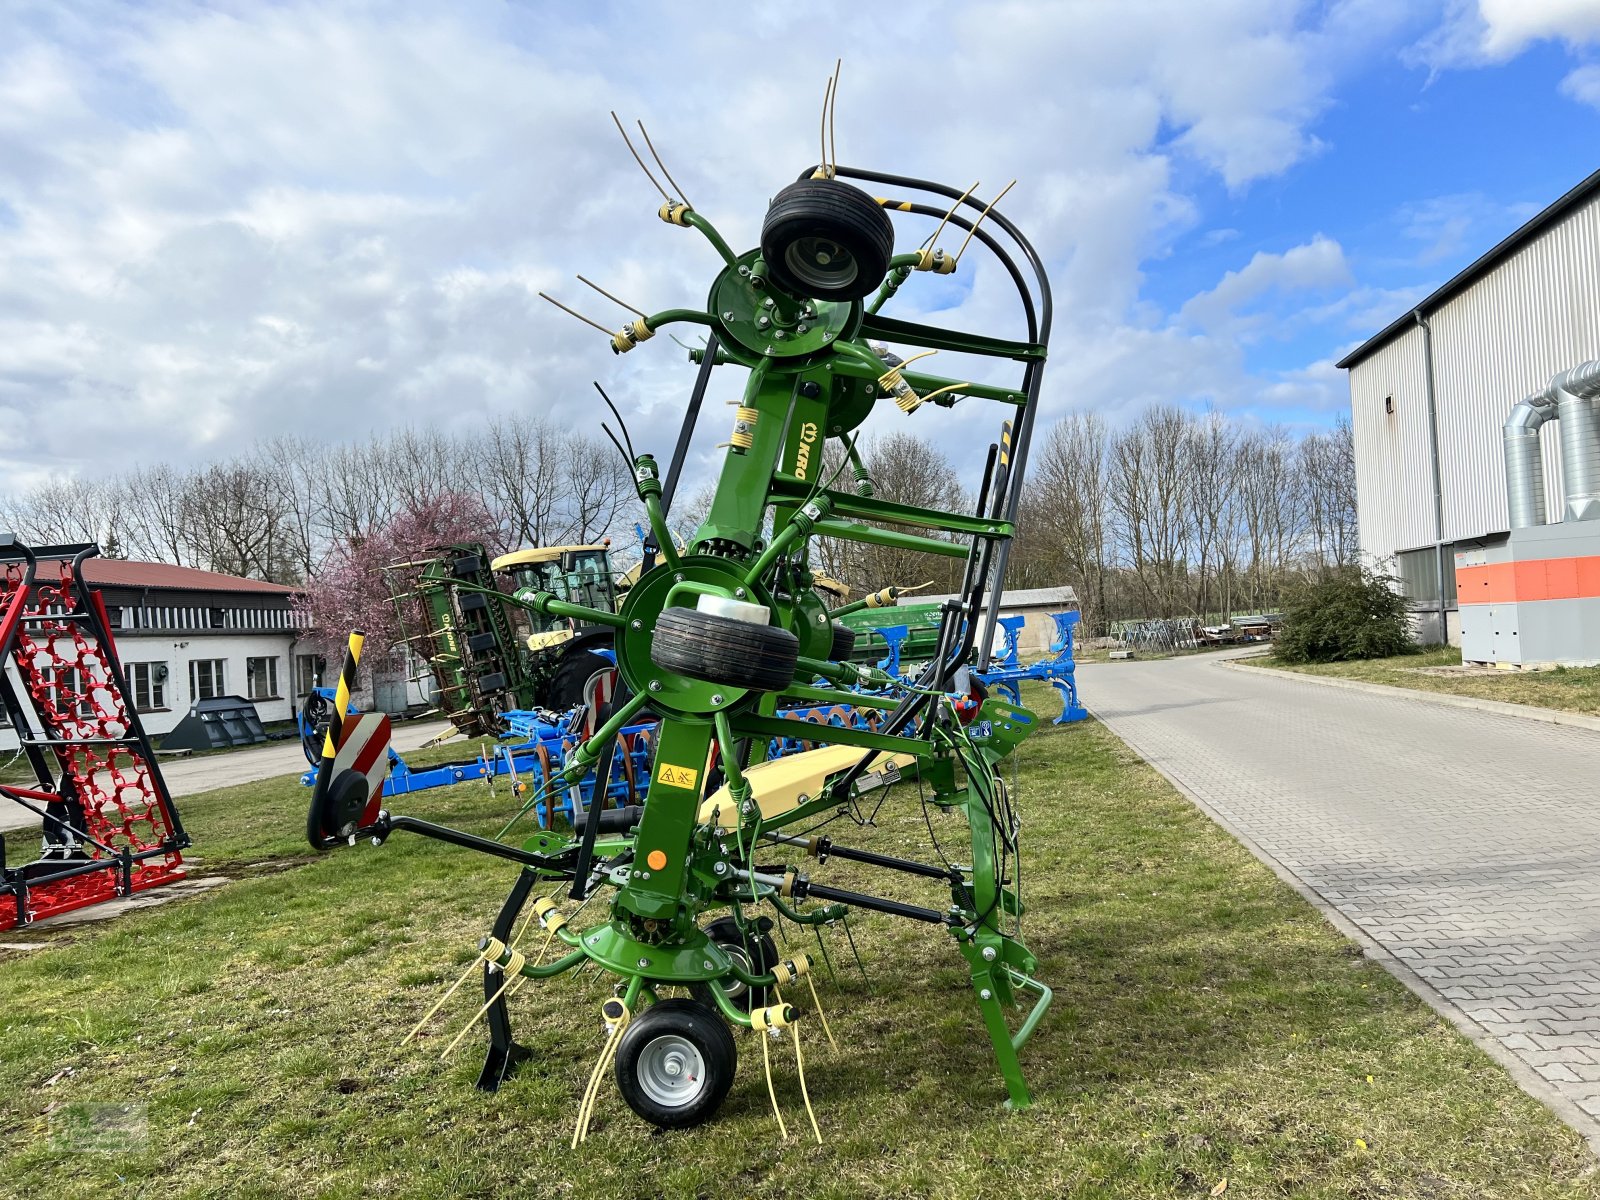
[307,98,1055,1138]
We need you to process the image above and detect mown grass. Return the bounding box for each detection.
[2,699,1597,1198]
[1264,646,1600,716]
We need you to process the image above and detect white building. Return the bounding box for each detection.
[939,586,1080,657]
[1338,167,1600,645]
[1,557,311,749]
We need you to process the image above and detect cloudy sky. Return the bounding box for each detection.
[2,0,1599,495]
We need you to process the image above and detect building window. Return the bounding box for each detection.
[126,662,168,712]
[295,653,327,697]
[190,659,225,701]
[1384,394,1394,415]
[246,656,280,700]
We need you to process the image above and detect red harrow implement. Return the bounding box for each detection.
[0,537,189,930]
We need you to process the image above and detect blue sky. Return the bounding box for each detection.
[2,1,1600,492]
[1153,35,1600,384]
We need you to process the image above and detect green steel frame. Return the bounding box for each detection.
[323,157,1057,1121]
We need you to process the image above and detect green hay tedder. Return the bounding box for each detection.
[307,90,1055,1138]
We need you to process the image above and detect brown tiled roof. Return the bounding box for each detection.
[79,559,298,596]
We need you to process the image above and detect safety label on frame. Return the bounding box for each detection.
[656,762,700,789]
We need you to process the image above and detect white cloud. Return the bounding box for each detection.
[0,1,1389,496]
[1395,191,1543,264]
[1256,358,1349,416]
[1415,0,1600,66]
[1481,0,1600,56]
[1179,236,1352,332]
[1560,62,1600,106]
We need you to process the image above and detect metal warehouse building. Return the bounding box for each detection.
[1339,167,1600,648]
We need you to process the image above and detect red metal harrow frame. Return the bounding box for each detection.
[0,537,189,930]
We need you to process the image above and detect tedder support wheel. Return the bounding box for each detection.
[651,607,800,693]
[690,917,779,1015]
[828,620,856,662]
[614,998,738,1129]
[760,178,894,302]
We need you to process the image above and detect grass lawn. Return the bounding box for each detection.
[3,700,1598,1198]
[1260,646,1600,716]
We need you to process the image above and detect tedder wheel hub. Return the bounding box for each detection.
[613,555,781,718]
[760,178,894,302]
[690,916,780,1014]
[636,1035,705,1107]
[614,999,738,1129]
[309,767,373,843]
[651,607,799,694]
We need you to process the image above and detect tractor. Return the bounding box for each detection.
[377,540,624,740]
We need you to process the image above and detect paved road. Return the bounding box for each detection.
[1078,649,1600,1146]
[0,718,453,835]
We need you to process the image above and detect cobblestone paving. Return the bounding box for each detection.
[1079,651,1600,1141]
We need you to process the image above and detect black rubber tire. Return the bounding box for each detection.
[828,621,856,662]
[690,917,779,1015]
[546,648,614,712]
[306,767,371,848]
[651,608,799,692]
[614,998,738,1130]
[760,178,894,302]
[299,691,330,766]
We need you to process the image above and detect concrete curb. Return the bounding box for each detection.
[1086,703,1600,1156]
[1220,659,1600,735]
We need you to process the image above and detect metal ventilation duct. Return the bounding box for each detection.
[1504,384,1558,529]
[1503,358,1600,529]
[1553,360,1600,522]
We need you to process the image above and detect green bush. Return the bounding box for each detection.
[1276,566,1414,664]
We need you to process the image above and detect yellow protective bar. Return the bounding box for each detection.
[321,629,366,759]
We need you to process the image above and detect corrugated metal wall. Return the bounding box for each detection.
[1350,324,1435,560]
[1349,193,1600,560]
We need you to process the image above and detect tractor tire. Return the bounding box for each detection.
[828,621,856,662]
[760,178,894,302]
[614,998,738,1129]
[299,691,330,766]
[651,608,799,693]
[690,916,780,1015]
[546,648,614,712]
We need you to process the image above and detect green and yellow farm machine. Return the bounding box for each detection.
[308,103,1054,1136]
[378,541,623,739]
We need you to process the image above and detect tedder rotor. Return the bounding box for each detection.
[307,99,1055,1137]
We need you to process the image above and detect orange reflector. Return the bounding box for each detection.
[646,849,668,871]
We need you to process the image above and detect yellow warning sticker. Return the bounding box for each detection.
[656,762,700,790]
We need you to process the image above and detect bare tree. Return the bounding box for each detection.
[1110,406,1192,618]
[1,477,114,546]
[810,431,967,597]
[471,414,565,551]
[0,407,1362,621]
[560,440,632,546]
[1027,412,1112,632]
[1183,411,1236,619]
[1298,416,1357,571]
[257,436,321,581]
